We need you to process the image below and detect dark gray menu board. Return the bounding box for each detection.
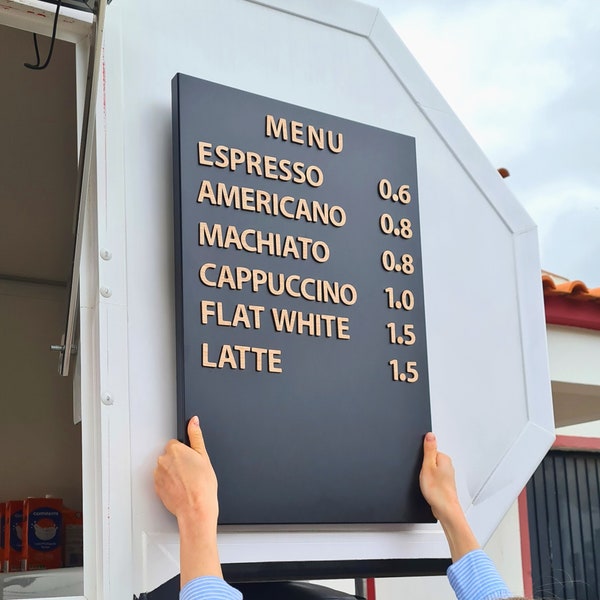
[172,74,433,524]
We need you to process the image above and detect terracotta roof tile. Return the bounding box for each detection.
[542,273,600,303]
[542,271,600,331]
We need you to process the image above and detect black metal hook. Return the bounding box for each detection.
[24,0,63,70]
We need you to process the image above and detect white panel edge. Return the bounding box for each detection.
[367,11,452,113]
[514,231,555,431]
[245,0,378,37]
[368,12,536,236]
[467,421,554,546]
[464,230,554,544]
[419,106,537,235]
[97,8,135,588]
[142,527,451,592]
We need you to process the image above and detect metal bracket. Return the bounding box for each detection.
[51,344,78,355]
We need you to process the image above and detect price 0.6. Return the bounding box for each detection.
[379,214,413,239]
[378,179,411,204]
[381,251,414,274]
[388,360,419,383]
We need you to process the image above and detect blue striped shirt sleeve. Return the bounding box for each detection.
[180,576,243,600]
[447,549,512,600]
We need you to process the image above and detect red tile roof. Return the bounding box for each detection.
[543,272,600,331]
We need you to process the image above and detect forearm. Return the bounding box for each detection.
[177,514,222,587]
[438,505,480,563]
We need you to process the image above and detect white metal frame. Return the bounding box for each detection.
[0,3,106,599]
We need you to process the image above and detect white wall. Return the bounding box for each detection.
[549,325,600,427]
[548,326,600,388]
[558,420,600,437]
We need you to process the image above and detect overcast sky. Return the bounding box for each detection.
[363,0,600,287]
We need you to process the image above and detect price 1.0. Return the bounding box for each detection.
[384,287,414,310]
[388,360,419,383]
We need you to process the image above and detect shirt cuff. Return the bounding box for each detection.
[180,576,243,600]
[447,549,512,600]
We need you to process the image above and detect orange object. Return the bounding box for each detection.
[5,500,24,572]
[23,498,63,571]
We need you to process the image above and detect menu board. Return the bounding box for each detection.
[172,74,433,524]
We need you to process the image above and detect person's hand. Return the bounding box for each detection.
[154,416,222,584]
[419,432,480,562]
[419,432,461,523]
[154,415,219,527]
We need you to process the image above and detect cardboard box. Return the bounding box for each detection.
[5,500,24,572]
[62,508,83,567]
[23,498,63,571]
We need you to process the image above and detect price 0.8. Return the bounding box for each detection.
[378,179,411,204]
[388,360,419,383]
[379,214,413,239]
[382,251,414,274]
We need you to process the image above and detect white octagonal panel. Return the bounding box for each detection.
[95,0,554,593]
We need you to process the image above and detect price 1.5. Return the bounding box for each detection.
[388,360,419,383]
[386,322,415,345]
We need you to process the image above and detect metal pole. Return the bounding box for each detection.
[59,0,107,375]
[354,578,367,600]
